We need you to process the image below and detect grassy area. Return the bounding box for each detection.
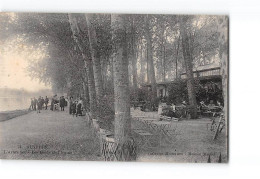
[0,109,31,122]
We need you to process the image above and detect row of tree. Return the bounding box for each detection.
[0,13,228,160]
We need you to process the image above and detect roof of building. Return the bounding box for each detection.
[143,75,222,87]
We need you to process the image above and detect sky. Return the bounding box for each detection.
[0,39,51,92]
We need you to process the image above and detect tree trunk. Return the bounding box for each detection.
[175,35,180,79]
[82,79,89,110]
[144,15,157,103]
[131,15,138,100]
[85,14,105,121]
[140,43,145,84]
[179,16,198,119]
[85,14,104,101]
[214,16,228,139]
[68,13,97,118]
[163,45,166,81]
[146,44,150,83]
[131,15,138,91]
[85,59,98,118]
[111,14,136,161]
[161,25,166,82]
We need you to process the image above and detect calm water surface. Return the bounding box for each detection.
[0,97,31,112]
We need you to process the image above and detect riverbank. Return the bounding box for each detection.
[0,109,31,122]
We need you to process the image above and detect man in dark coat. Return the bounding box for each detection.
[50,97,54,111]
[41,97,44,108]
[69,97,73,114]
[44,96,49,110]
[59,96,66,111]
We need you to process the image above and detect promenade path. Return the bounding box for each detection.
[0,108,101,161]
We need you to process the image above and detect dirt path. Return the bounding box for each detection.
[0,108,101,161]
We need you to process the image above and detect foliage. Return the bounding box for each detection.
[0,13,226,118]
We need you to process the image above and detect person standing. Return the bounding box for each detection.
[37,96,42,113]
[30,98,33,110]
[33,97,37,111]
[60,96,65,111]
[76,98,83,117]
[41,97,44,106]
[71,101,77,117]
[69,97,73,114]
[50,97,54,111]
[44,96,49,110]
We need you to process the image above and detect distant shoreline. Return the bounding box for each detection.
[0,109,31,122]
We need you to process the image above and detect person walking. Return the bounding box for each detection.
[44,96,49,110]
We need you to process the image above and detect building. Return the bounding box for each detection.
[144,64,223,104]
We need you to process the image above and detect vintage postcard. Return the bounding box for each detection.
[0,13,228,162]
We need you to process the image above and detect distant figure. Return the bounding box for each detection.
[216,101,223,109]
[171,103,176,112]
[37,96,42,113]
[161,106,178,119]
[158,103,167,115]
[33,97,37,111]
[53,95,59,110]
[181,101,187,107]
[181,101,187,118]
[200,101,207,108]
[50,97,54,111]
[208,100,215,108]
[71,101,77,117]
[41,97,44,108]
[69,97,73,114]
[60,96,66,111]
[30,98,34,110]
[76,98,83,117]
[44,96,49,110]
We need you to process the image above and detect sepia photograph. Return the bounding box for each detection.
[0,12,228,163]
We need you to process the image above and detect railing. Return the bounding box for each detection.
[181,67,221,79]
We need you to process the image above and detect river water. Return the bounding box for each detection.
[0,97,31,112]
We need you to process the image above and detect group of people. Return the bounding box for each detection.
[68,97,83,117]
[30,95,84,117]
[158,99,223,120]
[30,96,49,113]
[50,95,67,111]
